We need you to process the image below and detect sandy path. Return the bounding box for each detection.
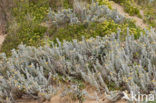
[0,34,5,48]
[112,2,147,29]
[0,25,6,49]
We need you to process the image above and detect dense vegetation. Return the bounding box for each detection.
[112,0,141,17]
[1,0,143,56]
[0,29,156,102]
[112,0,156,28]
[0,0,155,102]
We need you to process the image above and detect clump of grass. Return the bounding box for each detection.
[112,0,141,17]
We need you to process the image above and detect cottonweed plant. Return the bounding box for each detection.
[48,1,124,27]
[0,29,156,102]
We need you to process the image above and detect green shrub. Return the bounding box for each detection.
[50,20,143,43]
[16,22,47,46]
[63,0,73,9]
[113,0,141,17]
[1,0,49,56]
[1,21,47,56]
[121,1,140,16]
[12,0,49,22]
[49,0,73,10]
[0,34,20,56]
[96,0,112,9]
[143,7,156,29]
[1,0,143,57]
[134,0,156,29]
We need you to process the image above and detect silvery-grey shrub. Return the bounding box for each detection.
[48,1,125,27]
[0,29,156,102]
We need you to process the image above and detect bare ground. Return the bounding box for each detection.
[16,86,127,103]
[0,33,6,48]
[112,2,147,29]
[0,25,6,49]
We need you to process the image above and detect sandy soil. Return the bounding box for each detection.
[16,93,127,103]
[17,98,127,103]
[112,2,147,29]
[16,86,127,103]
[0,34,5,48]
[0,25,6,49]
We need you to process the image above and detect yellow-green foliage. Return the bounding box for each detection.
[113,0,141,17]
[30,4,49,22]
[12,0,49,22]
[144,8,156,28]
[122,0,140,16]
[143,7,156,29]
[1,21,47,56]
[49,0,73,10]
[63,0,73,9]
[1,0,143,56]
[16,22,47,46]
[123,0,156,29]
[96,0,112,9]
[1,0,49,56]
[50,20,143,43]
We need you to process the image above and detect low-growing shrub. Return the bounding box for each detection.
[1,0,49,56]
[1,21,47,56]
[112,0,141,17]
[134,0,156,29]
[1,1,126,56]
[96,0,112,9]
[50,20,143,42]
[48,2,125,25]
[12,0,49,22]
[143,7,156,29]
[1,0,143,57]
[0,29,155,102]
